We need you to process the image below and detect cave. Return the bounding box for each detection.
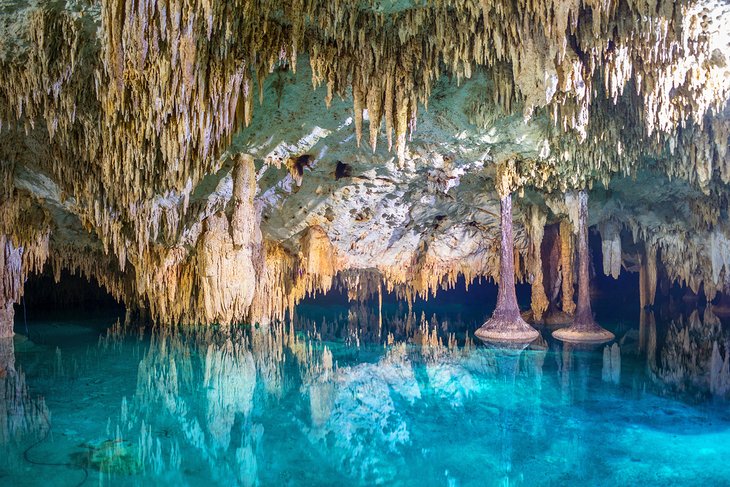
[1,0,730,485]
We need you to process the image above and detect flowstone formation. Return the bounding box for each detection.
[0,1,729,333]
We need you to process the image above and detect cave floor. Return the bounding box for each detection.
[2,300,729,486]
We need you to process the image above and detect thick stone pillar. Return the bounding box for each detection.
[476,191,539,342]
[0,236,23,339]
[553,191,614,343]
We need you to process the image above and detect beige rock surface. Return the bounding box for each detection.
[0,0,727,327]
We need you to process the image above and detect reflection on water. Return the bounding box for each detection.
[1,305,729,486]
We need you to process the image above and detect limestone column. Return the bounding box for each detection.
[476,173,539,342]
[553,191,614,342]
[0,236,23,339]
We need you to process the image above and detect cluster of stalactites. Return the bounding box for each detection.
[102,161,343,327]
[1,1,729,329]
[3,1,728,250]
[0,195,51,298]
[657,308,730,397]
[593,210,730,306]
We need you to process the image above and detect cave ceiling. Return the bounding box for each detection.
[0,0,729,324]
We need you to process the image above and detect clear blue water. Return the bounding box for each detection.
[1,301,729,486]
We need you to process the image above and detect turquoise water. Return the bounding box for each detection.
[2,303,729,486]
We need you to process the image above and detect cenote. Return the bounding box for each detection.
[2,269,730,486]
[1,0,730,485]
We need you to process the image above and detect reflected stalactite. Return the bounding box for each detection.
[0,337,50,472]
[559,341,603,404]
[657,308,730,399]
[527,338,547,437]
[97,324,276,483]
[639,310,660,379]
[203,339,256,451]
[560,341,574,403]
[710,341,730,397]
[601,343,621,384]
[305,342,416,484]
[6,293,730,485]
[489,343,528,485]
[711,292,730,318]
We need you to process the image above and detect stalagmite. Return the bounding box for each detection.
[476,169,539,343]
[553,191,614,343]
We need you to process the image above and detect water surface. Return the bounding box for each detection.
[1,303,729,486]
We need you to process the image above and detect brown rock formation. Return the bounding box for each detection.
[559,219,576,316]
[526,206,549,321]
[639,244,658,309]
[0,236,24,338]
[0,1,727,330]
[553,191,614,343]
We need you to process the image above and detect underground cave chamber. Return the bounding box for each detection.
[1,0,730,485]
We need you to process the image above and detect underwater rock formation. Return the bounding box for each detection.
[0,0,727,330]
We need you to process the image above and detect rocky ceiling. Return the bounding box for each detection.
[0,0,729,329]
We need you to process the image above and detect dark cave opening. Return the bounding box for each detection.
[14,267,124,326]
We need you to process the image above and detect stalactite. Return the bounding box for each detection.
[540,224,562,308]
[196,213,257,325]
[599,221,621,280]
[559,219,576,315]
[0,0,728,328]
[526,206,548,321]
[0,236,22,338]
